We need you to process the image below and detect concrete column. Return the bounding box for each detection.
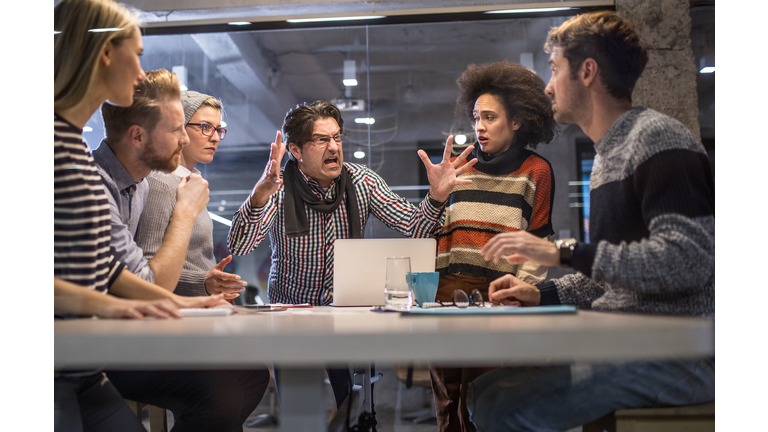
[617,0,701,140]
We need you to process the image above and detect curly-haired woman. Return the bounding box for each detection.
[429,60,559,432]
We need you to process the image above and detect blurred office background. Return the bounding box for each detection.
[54,0,714,429]
[67,0,714,293]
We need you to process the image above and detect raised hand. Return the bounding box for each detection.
[481,231,559,266]
[176,173,210,218]
[205,255,247,299]
[250,130,286,208]
[488,274,541,307]
[417,135,477,203]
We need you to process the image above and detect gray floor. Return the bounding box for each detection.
[242,365,440,432]
[144,366,583,432]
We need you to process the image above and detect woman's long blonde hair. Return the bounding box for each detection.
[54,0,138,112]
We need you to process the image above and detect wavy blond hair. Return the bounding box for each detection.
[54,0,139,112]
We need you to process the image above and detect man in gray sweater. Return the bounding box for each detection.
[467,11,715,431]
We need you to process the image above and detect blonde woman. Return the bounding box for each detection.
[54,1,224,430]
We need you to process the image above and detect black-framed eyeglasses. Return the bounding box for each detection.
[426,289,486,308]
[186,122,227,139]
[306,133,347,147]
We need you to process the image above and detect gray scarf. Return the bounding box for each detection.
[282,159,362,239]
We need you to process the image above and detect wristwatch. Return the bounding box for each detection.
[554,238,578,268]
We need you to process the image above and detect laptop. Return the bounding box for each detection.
[332,238,437,307]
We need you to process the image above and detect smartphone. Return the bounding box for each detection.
[239,305,287,311]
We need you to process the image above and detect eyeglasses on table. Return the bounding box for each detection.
[420,289,489,309]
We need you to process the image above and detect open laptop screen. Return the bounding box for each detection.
[332,238,437,307]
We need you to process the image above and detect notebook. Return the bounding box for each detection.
[332,238,437,307]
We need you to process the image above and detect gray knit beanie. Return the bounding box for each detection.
[180,90,214,125]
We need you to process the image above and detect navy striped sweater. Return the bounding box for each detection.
[54,115,124,292]
[538,107,715,319]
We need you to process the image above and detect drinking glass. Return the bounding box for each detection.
[384,257,413,310]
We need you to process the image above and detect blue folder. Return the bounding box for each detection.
[403,305,578,315]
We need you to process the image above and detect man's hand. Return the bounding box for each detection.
[250,131,286,208]
[97,297,183,320]
[205,255,247,299]
[481,231,559,266]
[488,274,541,306]
[171,293,229,309]
[176,173,210,219]
[418,135,477,203]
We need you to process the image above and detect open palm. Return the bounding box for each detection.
[418,135,477,202]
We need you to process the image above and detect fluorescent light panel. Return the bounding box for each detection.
[88,27,124,32]
[209,212,232,227]
[354,151,366,159]
[486,7,572,14]
[700,66,715,74]
[228,22,252,25]
[355,118,375,125]
[343,79,358,86]
[287,16,386,23]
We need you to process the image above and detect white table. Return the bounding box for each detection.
[55,307,714,431]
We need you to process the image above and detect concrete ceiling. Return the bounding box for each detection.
[66,0,713,219]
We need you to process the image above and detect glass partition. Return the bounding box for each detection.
[79,14,581,289]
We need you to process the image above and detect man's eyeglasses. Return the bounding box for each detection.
[186,122,227,139]
[423,289,487,308]
[306,133,347,147]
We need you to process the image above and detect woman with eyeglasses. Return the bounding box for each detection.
[135,91,247,301]
[429,61,558,432]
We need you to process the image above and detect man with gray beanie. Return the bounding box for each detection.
[135,89,246,299]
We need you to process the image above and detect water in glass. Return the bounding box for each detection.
[384,257,413,310]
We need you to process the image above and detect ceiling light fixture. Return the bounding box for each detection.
[355,117,375,125]
[454,134,467,145]
[354,151,366,159]
[228,22,251,26]
[88,27,124,32]
[287,16,386,23]
[209,212,232,227]
[485,7,572,14]
[343,60,358,87]
[699,67,715,74]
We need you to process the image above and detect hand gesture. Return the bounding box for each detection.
[481,231,559,266]
[172,293,229,309]
[97,297,182,320]
[250,130,286,208]
[488,274,541,307]
[176,173,210,218]
[418,135,477,203]
[205,255,247,299]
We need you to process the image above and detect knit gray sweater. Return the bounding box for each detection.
[538,107,715,319]
[134,168,215,297]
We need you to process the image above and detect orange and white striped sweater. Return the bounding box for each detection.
[435,145,554,284]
